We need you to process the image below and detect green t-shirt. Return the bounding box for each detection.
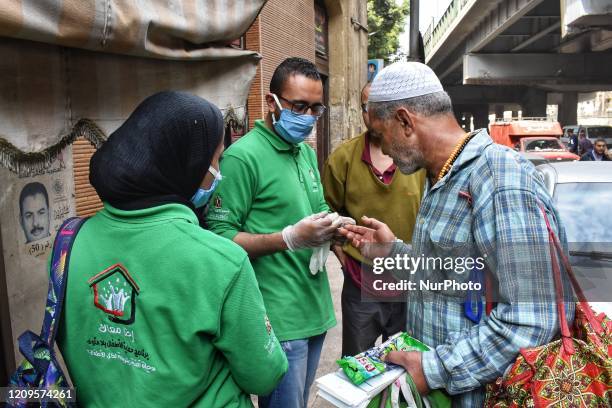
[207,120,336,341]
[57,203,287,407]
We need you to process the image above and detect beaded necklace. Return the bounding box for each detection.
[435,132,473,184]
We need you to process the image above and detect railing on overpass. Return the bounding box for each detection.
[423,0,471,57]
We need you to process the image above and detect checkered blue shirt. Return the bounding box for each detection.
[393,129,574,406]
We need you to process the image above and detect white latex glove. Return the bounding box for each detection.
[308,213,356,275]
[282,211,338,251]
[337,215,356,228]
[310,245,331,275]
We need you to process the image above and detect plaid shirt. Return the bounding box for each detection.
[392,129,574,406]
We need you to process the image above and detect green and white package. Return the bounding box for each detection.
[336,353,386,385]
[337,332,429,385]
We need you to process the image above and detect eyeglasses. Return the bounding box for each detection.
[361,103,368,113]
[274,94,326,116]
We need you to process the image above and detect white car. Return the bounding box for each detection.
[537,162,612,316]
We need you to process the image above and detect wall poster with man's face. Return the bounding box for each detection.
[14,162,73,259]
[0,147,76,363]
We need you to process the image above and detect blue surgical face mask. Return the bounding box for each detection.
[271,94,318,144]
[191,166,222,208]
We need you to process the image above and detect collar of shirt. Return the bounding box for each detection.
[254,119,301,154]
[593,151,603,160]
[361,132,397,182]
[100,202,199,226]
[428,128,493,193]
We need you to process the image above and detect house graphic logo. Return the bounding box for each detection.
[88,263,140,325]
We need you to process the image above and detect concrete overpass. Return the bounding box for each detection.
[421,0,612,129]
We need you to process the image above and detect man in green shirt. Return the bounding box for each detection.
[207,58,337,408]
[322,82,425,357]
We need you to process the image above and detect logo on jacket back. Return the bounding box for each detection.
[88,263,140,325]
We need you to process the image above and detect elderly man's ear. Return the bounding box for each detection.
[396,108,416,132]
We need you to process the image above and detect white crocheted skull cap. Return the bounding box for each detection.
[369,61,444,102]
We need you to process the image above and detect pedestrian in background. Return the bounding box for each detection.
[580,138,610,161]
[322,82,424,357]
[577,129,593,156]
[207,58,337,408]
[566,128,578,154]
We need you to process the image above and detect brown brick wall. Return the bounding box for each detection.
[245,16,264,131]
[72,138,103,217]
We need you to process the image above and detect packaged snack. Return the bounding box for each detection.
[336,353,386,385]
[391,332,429,353]
[337,332,429,385]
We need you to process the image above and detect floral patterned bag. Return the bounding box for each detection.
[485,208,612,407]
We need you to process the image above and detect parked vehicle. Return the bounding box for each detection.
[490,117,564,149]
[519,152,549,167]
[515,136,579,161]
[537,162,612,316]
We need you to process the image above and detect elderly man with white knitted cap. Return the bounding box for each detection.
[340,62,573,406]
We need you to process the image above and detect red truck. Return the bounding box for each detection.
[489,118,579,162]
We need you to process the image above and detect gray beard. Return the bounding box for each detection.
[389,142,425,175]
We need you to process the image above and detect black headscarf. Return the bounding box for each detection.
[90,91,224,212]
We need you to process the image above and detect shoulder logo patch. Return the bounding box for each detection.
[88,263,140,325]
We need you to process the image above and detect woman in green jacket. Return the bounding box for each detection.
[57,91,288,407]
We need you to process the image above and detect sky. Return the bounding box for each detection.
[398,0,453,54]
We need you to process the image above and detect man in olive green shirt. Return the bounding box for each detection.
[323,83,425,357]
[207,57,337,408]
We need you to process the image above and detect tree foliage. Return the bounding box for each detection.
[367,0,410,62]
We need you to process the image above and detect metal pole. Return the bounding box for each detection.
[409,0,420,61]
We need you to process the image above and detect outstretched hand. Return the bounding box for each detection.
[338,216,396,260]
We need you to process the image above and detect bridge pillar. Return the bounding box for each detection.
[556,92,578,127]
[454,103,489,131]
[494,104,504,119]
[521,88,547,118]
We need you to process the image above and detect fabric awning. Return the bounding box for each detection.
[0,0,266,60]
[0,1,266,169]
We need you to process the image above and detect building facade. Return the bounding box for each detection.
[578,91,612,126]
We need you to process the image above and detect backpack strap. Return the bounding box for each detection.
[40,217,87,345]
